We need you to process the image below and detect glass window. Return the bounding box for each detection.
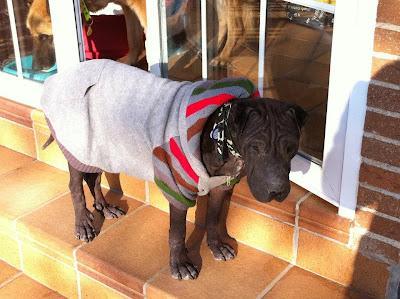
[166,0,202,81]
[164,0,334,164]
[264,0,334,163]
[0,0,57,82]
[80,2,147,70]
[0,1,17,77]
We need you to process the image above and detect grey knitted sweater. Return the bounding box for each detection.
[41,59,258,209]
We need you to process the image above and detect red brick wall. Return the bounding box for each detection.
[355,0,400,286]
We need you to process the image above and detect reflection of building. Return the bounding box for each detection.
[0,0,399,298]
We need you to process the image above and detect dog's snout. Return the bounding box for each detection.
[268,181,290,201]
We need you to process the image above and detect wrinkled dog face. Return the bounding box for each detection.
[235,99,307,202]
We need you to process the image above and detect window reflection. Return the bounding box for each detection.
[0,0,57,82]
[0,1,17,77]
[165,0,334,163]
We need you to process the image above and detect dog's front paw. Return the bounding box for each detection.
[94,202,125,219]
[75,208,96,243]
[208,241,236,261]
[170,253,199,280]
[210,56,230,68]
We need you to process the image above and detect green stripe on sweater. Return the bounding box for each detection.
[210,79,254,94]
[192,79,254,96]
[192,87,207,95]
[155,177,196,207]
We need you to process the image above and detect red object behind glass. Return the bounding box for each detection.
[82,15,129,60]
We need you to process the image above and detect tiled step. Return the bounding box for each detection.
[0,260,64,298]
[0,146,379,298]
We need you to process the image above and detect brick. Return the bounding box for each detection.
[353,233,400,265]
[364,111,400,141]
[367,84,400,113]
[358,186,400,218]
[362,137,400,167]
[371,58,400,85]
[374,28,400,56]
[359,162,400,194]
[356,208,400,242]
[377,0,400,26]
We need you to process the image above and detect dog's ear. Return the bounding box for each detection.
[287,105,308,129]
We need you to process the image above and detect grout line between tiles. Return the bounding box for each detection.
[16,233,73,265]
[72,204,149,298]
[78,271,132,299]
[0,272,23,289]
[0,116,34,129]
[294,264,348,288]
[13,190,71,226]
[230,201,295,227]
[291,193,311,265]
[256,264,294,298]
[299,227,348,246]
[32,123,40,161]
[0,159,37,180]
[22,241,74,269]
[73,243,86,299]
[143,265,170,298]
[12,189,71,272]
[73,247,139,299]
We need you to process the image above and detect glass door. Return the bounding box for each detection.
[160,0,341,204]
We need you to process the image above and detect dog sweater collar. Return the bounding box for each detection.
[154,78,260,209]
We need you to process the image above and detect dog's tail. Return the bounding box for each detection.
[42,134,54,150]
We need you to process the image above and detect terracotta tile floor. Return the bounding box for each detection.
[0,260,64,298]
[0,145,371,298]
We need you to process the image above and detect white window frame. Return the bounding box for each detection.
[0,0,378,219]
[145,0,378,219]
[0,0,81,107]
[284,0,379,219]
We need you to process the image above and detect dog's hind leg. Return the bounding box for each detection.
[68,163,96,242]
[83,172,125,219]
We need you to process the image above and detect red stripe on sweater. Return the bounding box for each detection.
[186,93,235,117]
[169,138,199,184]
[252,90,260,98]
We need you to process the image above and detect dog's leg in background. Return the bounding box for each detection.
[210,0,243,67]
[82,173,125,219]
[118,4,144,65]
[215,0,228,52]
[68,163,96,242]
[169,204,199,280]
[207,187,236,260]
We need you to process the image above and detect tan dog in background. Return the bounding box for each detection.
[211,0,260,67]
[26,0,147,70]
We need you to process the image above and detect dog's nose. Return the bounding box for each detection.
[269,184,290,201]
